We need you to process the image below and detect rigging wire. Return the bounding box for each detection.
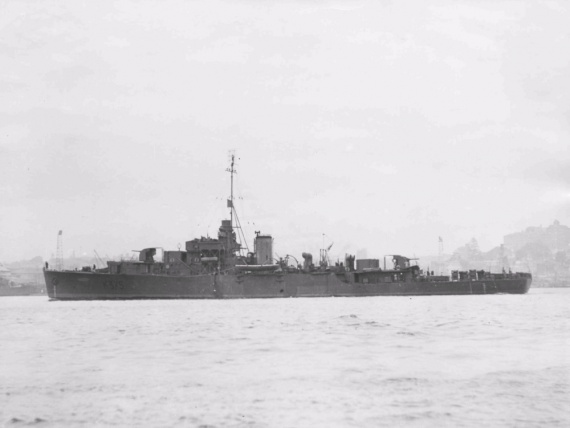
[227,152,251,255]
[232,206,250,254]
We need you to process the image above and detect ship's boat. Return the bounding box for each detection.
[43,156,532,300]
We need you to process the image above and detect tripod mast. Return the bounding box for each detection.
[225,152,250,254]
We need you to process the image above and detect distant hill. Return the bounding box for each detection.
[422,220,570,286]
[504,220,570,252]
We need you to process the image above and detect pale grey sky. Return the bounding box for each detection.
[1,0,569,262]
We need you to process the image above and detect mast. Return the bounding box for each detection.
[226,153,236,229]
[56,230,64,271]
[226,150,249,252]
[225,152,250,254]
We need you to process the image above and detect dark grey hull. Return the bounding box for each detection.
[43,269,532,300]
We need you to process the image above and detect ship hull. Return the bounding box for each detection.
[43,269,532,300]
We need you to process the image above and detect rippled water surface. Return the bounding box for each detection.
[1,288,569,427]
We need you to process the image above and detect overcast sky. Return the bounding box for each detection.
[1,0,569,263]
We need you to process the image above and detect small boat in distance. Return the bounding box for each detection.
[43,155,532,300]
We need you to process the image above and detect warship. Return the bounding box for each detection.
[43,155,532,300]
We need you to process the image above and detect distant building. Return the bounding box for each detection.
[504,220,570,252]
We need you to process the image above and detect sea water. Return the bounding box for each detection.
[1,288,569,427]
